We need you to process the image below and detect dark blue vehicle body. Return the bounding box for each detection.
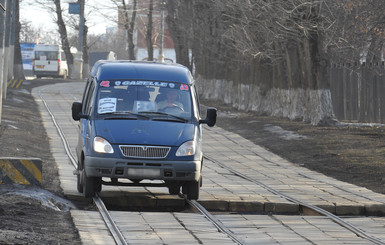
[72,61,217,200]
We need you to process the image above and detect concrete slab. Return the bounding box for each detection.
[33,82,385,244]
[32,82,385,215]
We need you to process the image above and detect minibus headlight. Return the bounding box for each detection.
[93,137,114,153]
[176,141,196,156]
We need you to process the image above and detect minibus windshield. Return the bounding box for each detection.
[96,80,192,120]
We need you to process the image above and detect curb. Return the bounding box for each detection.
[199,199,385,216]
[7,79,24,89]
[0,157,42,186]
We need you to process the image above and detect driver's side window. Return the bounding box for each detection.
[83,82,95,116]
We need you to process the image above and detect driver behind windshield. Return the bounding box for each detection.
[157,89,184,111]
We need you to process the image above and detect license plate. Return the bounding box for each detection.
[36,65,44,69]
[127,168,160,178]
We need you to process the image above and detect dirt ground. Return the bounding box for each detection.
[1,78,385,244]
[0,79,82,245]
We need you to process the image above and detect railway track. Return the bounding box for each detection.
[39,87,247,244]
[38,84,385,245]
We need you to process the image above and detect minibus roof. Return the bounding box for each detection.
[93,61,193,85]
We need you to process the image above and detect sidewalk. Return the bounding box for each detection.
[32,82,385,215]
[202,126,385,215]
[32,82,385,244]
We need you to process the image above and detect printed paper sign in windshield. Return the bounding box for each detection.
[98,98,117,114]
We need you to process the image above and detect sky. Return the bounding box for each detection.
[20,0,118,36]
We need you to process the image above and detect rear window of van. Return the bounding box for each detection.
[35,51,58,60]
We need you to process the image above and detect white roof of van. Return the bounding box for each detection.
[33,44,61,51]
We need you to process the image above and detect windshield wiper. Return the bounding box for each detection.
[101,112,150,120]
[140,111,188,122]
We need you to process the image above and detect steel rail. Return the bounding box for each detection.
[39,86,384,245]
[38,88,128,245]
[184,197,246,245]
[39,86,245,245]
[205,126,385,205]
[40,86,246,244]
[38,88,77,169]
[235,131,385,205]
[204,154,385,245]
[93,194,128,245]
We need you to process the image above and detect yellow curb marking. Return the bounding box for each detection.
[0,160,30,185]
[20,159,42,183]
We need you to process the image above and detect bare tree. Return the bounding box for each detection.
[145,0,154,61]
[121,0,137,60]
[82,23,89,76]
[166,0,193,69]
[86,1,130,59]
[33,0,75,75]
[222,0,385,65]
[173,0,385,89]
[19,21,52,43]
[332,0,385,64]
[53,0,74,76]
[190,0,230,77]
[32,0,94,77]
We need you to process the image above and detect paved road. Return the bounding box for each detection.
[33,82,385,244]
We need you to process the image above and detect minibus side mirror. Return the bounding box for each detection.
[71,102,89,121]
[199,107,217,127]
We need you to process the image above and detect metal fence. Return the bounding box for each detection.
[330,63,385,123]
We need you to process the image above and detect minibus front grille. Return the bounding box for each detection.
[119,145,170,159]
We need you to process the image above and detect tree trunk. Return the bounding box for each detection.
[146,0,153,61]
[54,0,73,76]
[122,0,137,60]
[82,23,89,76]
[166,0,192,69]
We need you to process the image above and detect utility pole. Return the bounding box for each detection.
[8,0,15,82]
[70,0,84,79]
[0,0,6,125]
[76,0,84,79]
[2,0,11,100]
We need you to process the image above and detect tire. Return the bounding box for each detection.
[182,178,200,200]
[76,164,83,193]
[168,185,181,195]
[82,168,96,198]
[95,177,102,193]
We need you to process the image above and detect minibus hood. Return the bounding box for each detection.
[94,120,195,146]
